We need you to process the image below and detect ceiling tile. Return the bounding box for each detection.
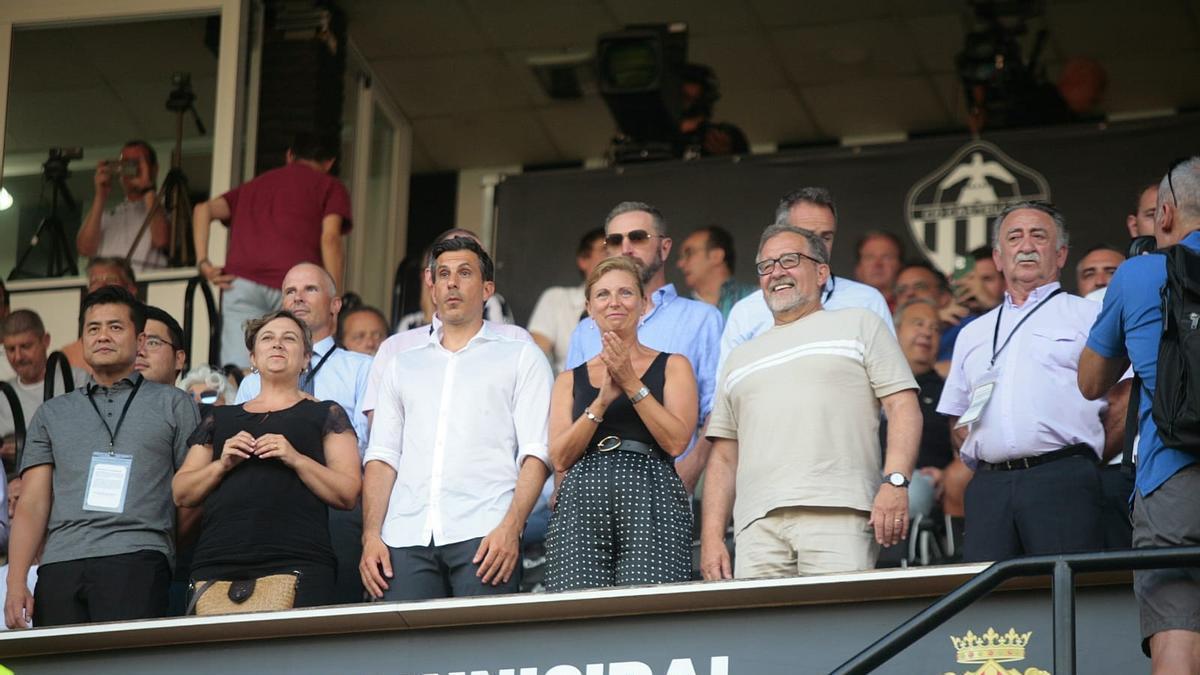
[1045,0,1198,57]
[904,13,966,74]
[801,75,952,137]
[413,110,562,168]
[373,53,532,118]
[534,95,619,160]
[747,0,891,27]
[603,0,755,35]
[713,87,819,145]
[1101,50,1200,112]
[770,20,922,85]
[465,0,618,49]
[342,0,487,58]
[688,33,788,90]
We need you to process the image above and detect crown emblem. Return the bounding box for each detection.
[944,627,1048,675]
[951,627,1031,663]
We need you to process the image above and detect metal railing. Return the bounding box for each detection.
[832,546,1200,675]
[182,274,221,372]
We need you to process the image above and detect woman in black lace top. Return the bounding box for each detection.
[173,310,361,608]
[544,256,698,591]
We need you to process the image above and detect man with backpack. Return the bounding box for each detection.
[1079,157,1200,673]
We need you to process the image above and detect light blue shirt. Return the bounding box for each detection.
[236,335,373,453]
[717,275,894,377]
[565,283,723,421]
[1087,231,1200,497]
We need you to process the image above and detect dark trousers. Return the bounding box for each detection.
[384,537,520,602]
[1099,465,1135,550]
[963,454,1105,562]
[329,504,365,604]
[34,550,170,627]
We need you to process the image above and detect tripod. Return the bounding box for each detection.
[127,73,206,267]
[9,163,80,280]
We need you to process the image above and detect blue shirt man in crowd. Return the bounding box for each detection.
[565,201,723,492]
[1079,157,1200,673]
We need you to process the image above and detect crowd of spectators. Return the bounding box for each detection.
[1,138,1197,672]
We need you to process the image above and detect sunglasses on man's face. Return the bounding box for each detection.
[605,230,662,248]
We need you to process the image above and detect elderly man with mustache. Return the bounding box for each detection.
[936,202,1110,563]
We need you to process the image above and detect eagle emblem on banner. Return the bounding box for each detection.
[905,140,1051,276]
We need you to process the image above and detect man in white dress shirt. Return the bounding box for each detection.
[360,237,552,600]
[937,201,1108,562]
[718,187,893,376]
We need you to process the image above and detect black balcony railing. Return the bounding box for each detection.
[832,546,1200,675]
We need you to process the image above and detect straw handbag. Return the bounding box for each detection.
[187,571,301,616]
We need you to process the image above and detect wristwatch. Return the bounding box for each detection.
[629,386,651,404]
[883,472,910,488]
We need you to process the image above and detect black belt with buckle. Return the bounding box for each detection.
[976,443,1097,472]
[588,435,672,462]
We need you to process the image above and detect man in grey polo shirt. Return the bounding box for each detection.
[4,286,198,629]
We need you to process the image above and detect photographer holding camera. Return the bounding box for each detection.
[76,140,169,272]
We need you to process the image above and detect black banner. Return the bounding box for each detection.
[495,113,1200,325]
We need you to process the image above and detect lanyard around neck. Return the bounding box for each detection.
[990,288,1064,368]
[86,376,144,454]
[303,345,338,389]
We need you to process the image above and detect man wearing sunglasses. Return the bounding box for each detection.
[717,187,894,379]
[1080,157,1200,673]
[564,201,724,492]
[134,306,186,387]
[702,224,919,580]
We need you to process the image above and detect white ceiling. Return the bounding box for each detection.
[344,0,1200,172]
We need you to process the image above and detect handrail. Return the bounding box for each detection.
[182,275,221,372]
[43,350,74,400]
[0,381,25,471]
[832,545,1200,675]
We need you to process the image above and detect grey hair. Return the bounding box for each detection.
[177,364,235,405]
[774,187,838,226]
[893,296,940,326]
[990,201,1069,250]
[605,201,668,236]
[756,223,830,265]
[1158,157,1200,221]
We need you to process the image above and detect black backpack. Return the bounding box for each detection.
[1152,244,1200,452]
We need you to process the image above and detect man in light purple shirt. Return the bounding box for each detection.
[937,201,1108,563]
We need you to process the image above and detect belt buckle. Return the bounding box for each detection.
[597,435,621,453]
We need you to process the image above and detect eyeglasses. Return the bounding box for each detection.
[1166,157,1189,208]
[755,251,824,276]
[197,389,219,404]
[143,335,179,351]
[605,230,662,248]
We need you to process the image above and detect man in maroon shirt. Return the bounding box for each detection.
[193,133,352,368]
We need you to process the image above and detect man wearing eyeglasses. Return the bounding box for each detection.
[701,224,920,580]
[1080,157,1200,673]
[717,187,894,379]
[135,306,186,386]
[564,201,724,492]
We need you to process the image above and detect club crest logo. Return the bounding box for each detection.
[944,627,1049,675]
[905,140,1051,275]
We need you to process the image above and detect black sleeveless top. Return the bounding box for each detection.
[186,399,353,574]
[572,351,670,449]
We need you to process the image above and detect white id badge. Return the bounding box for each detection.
[83,452,133,513]
[955,369,998,429]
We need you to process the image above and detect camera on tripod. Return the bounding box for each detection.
[43,146,83,182]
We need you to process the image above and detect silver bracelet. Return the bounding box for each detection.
[584,408,603,424]
[629,386,651,404]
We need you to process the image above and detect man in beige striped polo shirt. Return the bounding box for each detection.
[701,224,921,580]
